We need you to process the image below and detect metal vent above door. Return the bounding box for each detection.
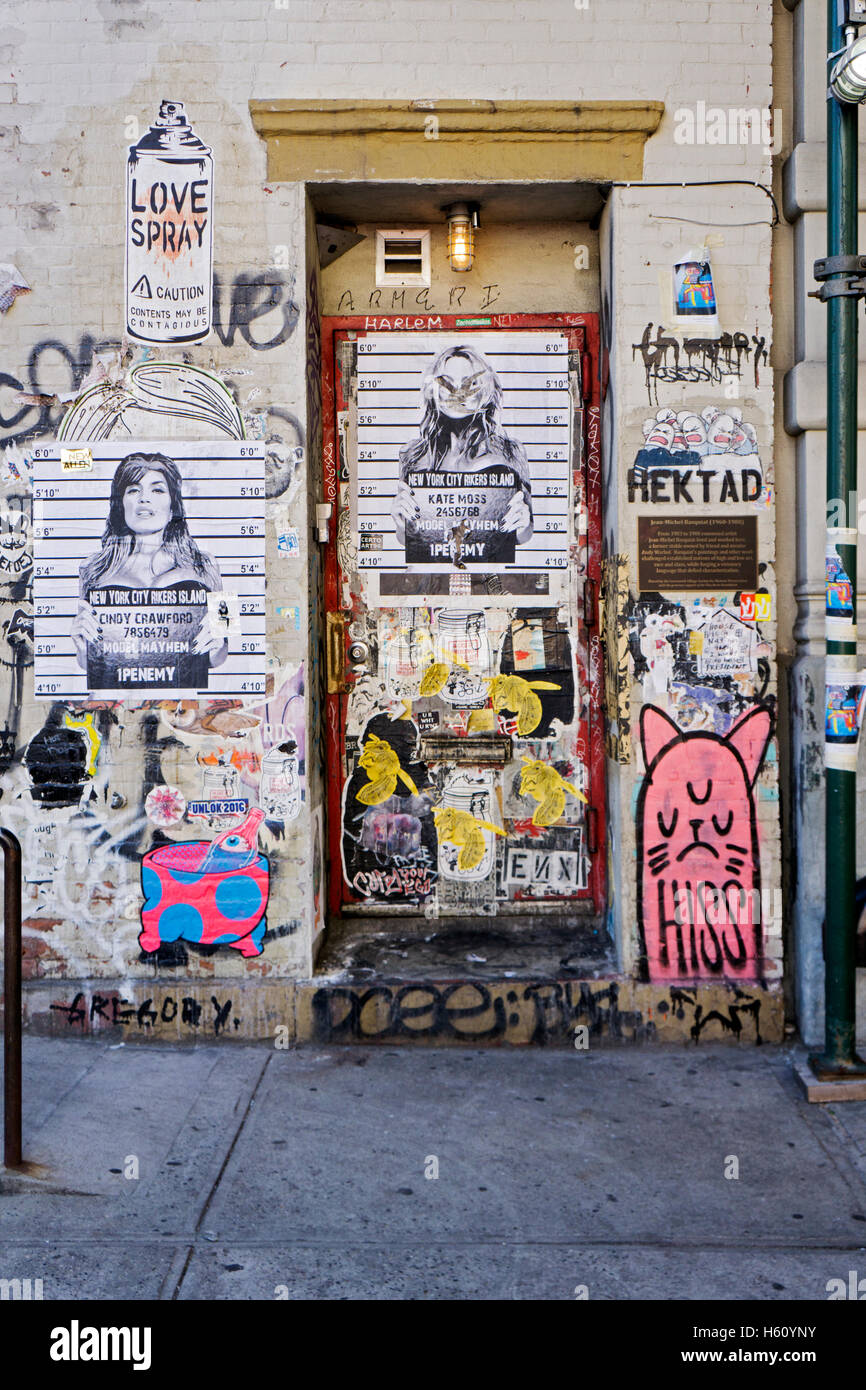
[375,229,431,288]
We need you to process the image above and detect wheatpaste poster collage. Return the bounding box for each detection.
[32,440,266,699]
[353,332,572,605]
[341,331,590,912]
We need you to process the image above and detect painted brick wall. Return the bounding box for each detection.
[0,0,777,1005]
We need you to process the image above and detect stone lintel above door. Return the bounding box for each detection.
[249,99,665,184]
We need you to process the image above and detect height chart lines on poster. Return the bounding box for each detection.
[31,440,266,699]
[353,332,572,605]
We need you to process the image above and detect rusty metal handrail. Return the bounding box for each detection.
[1,827,22,1168]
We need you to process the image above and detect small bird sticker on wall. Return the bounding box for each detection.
[487,674,561,736]
[433,806,506,871]
[356,734,419,805]
[519,758,587,827]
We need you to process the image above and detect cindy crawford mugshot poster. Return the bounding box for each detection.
[32,440,266,698]
[353,332,573,606]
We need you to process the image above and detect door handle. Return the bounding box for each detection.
[347,640,370,667]
[586,804,599,855]
[583,575,597,629]
[326,611,350,693]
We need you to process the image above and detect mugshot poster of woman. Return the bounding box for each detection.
[354,333,571,597]
[31,441,267,699]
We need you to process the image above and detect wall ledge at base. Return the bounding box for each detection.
[13,975,783,1047]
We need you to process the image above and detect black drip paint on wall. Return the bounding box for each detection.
[23,704,90,807]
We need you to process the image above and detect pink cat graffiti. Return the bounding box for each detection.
[637,704,772,982]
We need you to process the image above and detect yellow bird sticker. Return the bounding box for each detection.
[433,806,506,872]
[486,674,561,736]
[419,662,450,697]
[356,734,419,806]
[519,758,588,827]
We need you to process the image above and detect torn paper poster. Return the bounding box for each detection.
[825,664,866,772]
[0,264,30,313]
[826,532,857,643]
[277,528,300,557]
[1,443,31,486]
[671,246,721,336]
[207,591,241,641]
[23,818,63,883]
[276,604,301,631]
[312,803,325,936]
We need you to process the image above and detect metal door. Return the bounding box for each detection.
[322,313,604,923]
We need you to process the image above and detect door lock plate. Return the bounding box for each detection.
[326,611,351,693]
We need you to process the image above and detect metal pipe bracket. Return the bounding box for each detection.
[811,253,866,300]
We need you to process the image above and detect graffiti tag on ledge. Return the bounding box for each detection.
[49,991,239,1035]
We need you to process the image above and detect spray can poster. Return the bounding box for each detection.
[126,100,213,344]
[825,664,866,771]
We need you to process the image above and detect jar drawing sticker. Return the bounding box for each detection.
[435,770,503,880]
[260,739,301,823]
[201,760,240,801]
[382,609,435,701]
[435,611,492,709]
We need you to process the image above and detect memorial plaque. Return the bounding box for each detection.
[637,515,758,592]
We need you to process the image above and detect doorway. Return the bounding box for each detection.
[320,312,605,960]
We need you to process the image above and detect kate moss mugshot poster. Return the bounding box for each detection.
[352,333,572,606]
[32,440,266,699]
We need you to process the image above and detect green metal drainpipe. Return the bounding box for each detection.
[811,1,866,1078]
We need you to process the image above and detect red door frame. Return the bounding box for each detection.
[321,311,606,919]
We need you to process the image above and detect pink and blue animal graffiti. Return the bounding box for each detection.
[139,809,270,957]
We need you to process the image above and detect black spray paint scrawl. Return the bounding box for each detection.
[24,706,92,807]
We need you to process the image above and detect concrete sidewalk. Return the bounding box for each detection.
[1,1038,866,1300]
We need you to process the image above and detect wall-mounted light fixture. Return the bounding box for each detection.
[444,202,480,273]
[830,32,866,101]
